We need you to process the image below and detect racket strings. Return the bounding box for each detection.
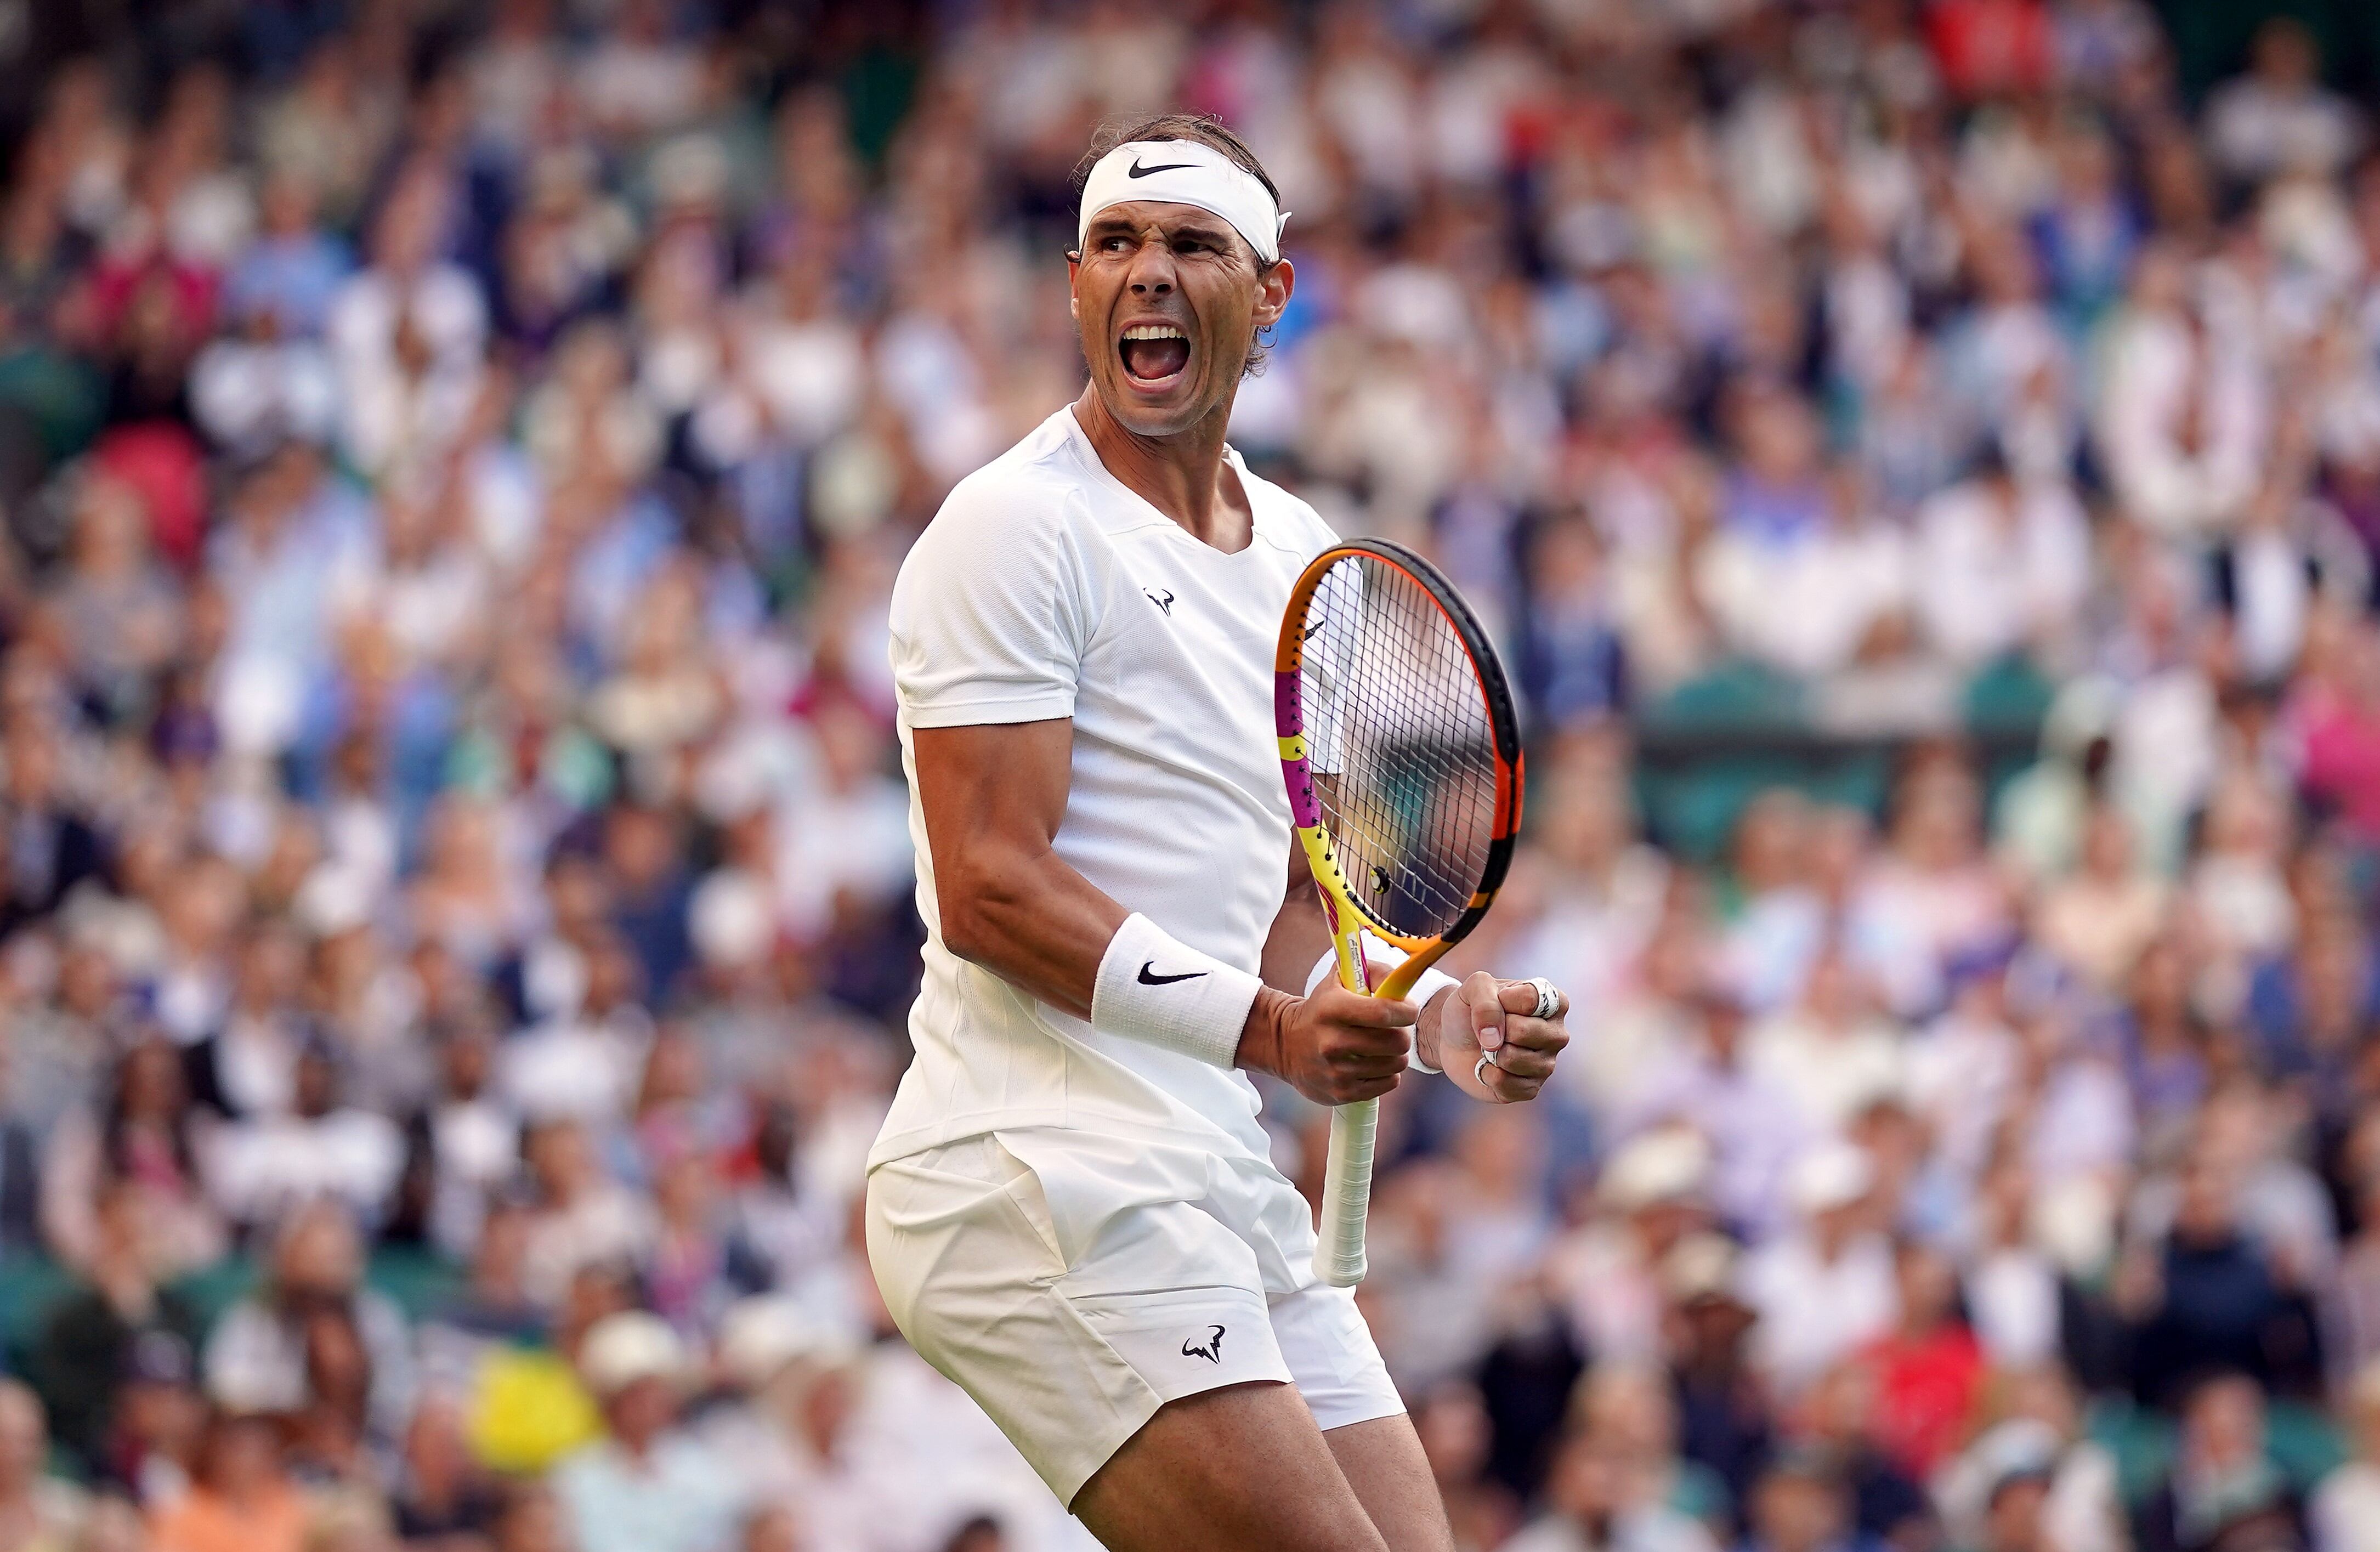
[1297,554,1501,939]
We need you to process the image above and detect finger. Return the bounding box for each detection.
[1486,1071,1545,1104]
[1495,979,1568,1020]
[1316,987,1418,1028]
[1464,970,1505,1052]
[1486,1045,1557,1083]
[1330,1054,1409,1084]
[1327,1038,1410,1072]
[1329,1072,1401,1104]
[1500,1017,1571,1055]
[1327,1021,1413,1058]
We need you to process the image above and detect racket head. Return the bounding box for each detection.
[1274,538,1524,963]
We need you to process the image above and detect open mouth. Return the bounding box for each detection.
[1119,323,1191,384]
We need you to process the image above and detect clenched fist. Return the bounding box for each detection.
[1236,984,1418,1105]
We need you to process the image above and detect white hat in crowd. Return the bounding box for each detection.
[579,1311,692,1397]
[1786,1140,1876,1218]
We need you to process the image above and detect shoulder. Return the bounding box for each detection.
[1236,456,1338,562]
[905,417,1098,562]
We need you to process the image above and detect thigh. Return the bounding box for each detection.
[866,1139,1291,1506]
[1072,1380,1389,1552]
[1324,1413,1457,1552]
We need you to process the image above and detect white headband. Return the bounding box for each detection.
[1076,139,1288,265]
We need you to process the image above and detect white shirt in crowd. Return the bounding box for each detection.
[2097,305,2269,537]
[1911,475,2091,669]
[2314,1459,2380,1552]
[1741,1226,1900,1395]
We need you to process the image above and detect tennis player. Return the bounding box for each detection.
[864,115,1572,1552]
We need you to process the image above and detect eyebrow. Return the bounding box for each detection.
[1084,211,1241,248]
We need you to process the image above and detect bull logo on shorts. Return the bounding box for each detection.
[1181,1324,1226,1362]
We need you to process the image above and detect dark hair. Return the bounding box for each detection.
[1071,112,1284,376]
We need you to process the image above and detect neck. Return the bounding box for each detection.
[1072,388,1249,551]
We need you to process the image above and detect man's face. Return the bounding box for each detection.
[1068,199,1291,438]
[1985,1479,2049,1552]
[607,1375,679,1447]
[1753,1474,1844,1552]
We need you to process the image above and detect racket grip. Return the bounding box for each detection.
[1313,1097,1380,1287]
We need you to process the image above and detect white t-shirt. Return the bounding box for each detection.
[868,406,1338,1170]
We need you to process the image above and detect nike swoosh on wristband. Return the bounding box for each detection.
[1138,962,1207,985]
[1127,160,1197,178]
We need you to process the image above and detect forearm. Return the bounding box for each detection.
[953,856,1296,1074]
[1257,875,1334,994]
[937,846,1128,1021]
[919,723,1403,1087]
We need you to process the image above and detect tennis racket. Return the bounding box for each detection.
[1275,537,1525,1287]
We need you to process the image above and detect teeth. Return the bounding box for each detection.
[1121,325,1186,341]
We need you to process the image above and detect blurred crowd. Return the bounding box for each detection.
[7,1,2380,1551]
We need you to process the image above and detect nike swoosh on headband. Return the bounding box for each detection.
[1080,140,1287,264]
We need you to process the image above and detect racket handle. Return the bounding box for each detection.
[1313,1097,1380,1287]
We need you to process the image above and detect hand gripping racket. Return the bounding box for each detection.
[1275,538,1524,1287]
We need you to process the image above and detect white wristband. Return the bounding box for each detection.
[1304,948,1460,1075]
[1092,913,1266,1069]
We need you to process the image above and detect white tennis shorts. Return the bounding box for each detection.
[864,1127,1405,1505]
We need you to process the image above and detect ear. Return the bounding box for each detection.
[1066,252,1081,321]
[1253,256,1295,332]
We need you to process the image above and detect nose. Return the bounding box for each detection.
[1124,233,1176,296]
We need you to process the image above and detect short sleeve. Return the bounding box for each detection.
[889,470,1091,729]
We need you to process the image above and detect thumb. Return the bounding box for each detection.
[1464,970,1505,1053]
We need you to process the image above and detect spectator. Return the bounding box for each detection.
[1964,1455,2057,1552]
[1503,1423,1716,1552]
[1860,1241,1986,1482]
[204,1037,405,1232]
[1517,516,1628,734]
[2030,803,2167,993]
[390,1396,502,1545]
[2203,20,2364,189]
[1660,1234,1773,1521]
[1552,1129,1714,1367]
[1743,1145,1899,1397]
[413,1016,519,1265]
[1913,448,2084,671]
[518,1118,654,1310]
[202,1201,416,1451]
[1937,1370,2127,1552]
[2122,1155,2319,1407]
[1745,953,1905,1140]
[1789,1361,1935,1552]
[2313,1358,2380,1552]
[549,1311,741,1552]
[25,1176,205,1471]
[2330,1179,2380,1400]
[1737,1454,1873,1552]
[0,718,106,940]
[42,1038,227,1282]
[2133,1373,2308,1552]
[0,1381,88,1550]
[94,1329,206,1509]
[700,1296,875,1547]
[148,1409,309,1552]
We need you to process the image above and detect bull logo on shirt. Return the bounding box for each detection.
[1181,1324,1226,1362]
